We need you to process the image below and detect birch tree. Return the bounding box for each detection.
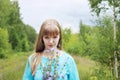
[88,0,120,79]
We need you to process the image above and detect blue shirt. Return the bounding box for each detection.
[23,51,80,80]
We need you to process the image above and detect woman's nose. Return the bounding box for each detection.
[49,38,54,43]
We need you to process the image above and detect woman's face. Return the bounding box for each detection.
[43,34,60,50]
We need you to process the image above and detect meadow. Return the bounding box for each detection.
[0,52,29,80]
[0,52,108,80]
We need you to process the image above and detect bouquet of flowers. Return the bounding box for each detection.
[40,48,69,80]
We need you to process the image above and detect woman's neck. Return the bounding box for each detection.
[43,48,60,59]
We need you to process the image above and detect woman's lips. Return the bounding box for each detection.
[48,45,53,47]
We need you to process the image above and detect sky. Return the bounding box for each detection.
[18,0,96,33]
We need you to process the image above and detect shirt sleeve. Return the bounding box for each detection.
[68,57,80,80]
[22,56,34,80]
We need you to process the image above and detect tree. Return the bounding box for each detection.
[62,28,71,49]
[8,0,22,26]
[79,21,100,57]
[0,0,11,28]
[24,25,37,50]
[0,0,37,52]
[88,0,120,79]
[0,28,11,58]
[116,20,120,75]
[94,16,114,65]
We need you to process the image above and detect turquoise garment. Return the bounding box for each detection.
[23,51,80,80]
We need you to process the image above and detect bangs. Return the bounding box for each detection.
[43,26,59,36]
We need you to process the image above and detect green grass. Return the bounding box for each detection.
[0,52,97,80]
[72,55,97,80]
[0,52,113,80]
[0,52,32,80]
[72,54,114,80]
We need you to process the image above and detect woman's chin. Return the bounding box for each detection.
[46,47,53,50]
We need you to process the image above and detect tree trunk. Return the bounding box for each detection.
[113,6,118,79]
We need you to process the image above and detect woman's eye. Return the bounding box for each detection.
[45,36,49,39]
[53,36,57,38]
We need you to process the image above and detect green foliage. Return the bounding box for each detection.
[0,0,11,28]
[94,16,114,65]
[88,0,120,16]
[91,65,114,80]
[65,34,81,54]
[62,27,84,55]
[0,28,11,58]
[62,28,71,49]
[0,28,11,50]
[24,25,37,50]
[0,0,37,57]
[79,22,98,56]
[78,16,120,79]
[79,16,114,66]
[7,24,36,52]
[8,1,22,25]
[116,20,120,75]
[89,0,120,78]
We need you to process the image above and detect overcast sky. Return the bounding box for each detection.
[18,0,96,33]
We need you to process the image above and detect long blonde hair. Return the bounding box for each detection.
[31,19,62,76]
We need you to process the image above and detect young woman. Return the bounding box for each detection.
[23,19,80,80]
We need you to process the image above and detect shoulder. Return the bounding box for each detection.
[61,50,75,62]
[28,53,37,62]
[61,51,77,68]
